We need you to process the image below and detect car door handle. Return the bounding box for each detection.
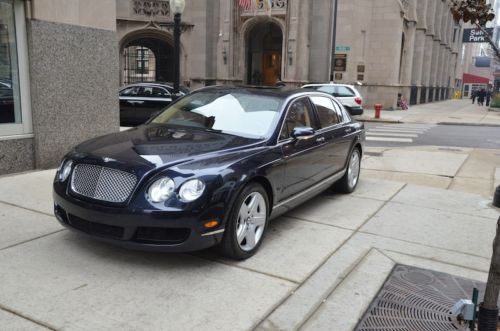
[316,137,326,143]
[344,127,354,134]
[127,100,144,105]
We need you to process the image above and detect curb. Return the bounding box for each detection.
[437,122,500,128]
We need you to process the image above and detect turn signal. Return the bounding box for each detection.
[204,220,219,229]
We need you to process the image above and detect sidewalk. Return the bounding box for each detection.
[357,99,500,126]
[0,167,498,330]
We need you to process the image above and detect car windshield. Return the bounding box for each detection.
[151,90,283,139]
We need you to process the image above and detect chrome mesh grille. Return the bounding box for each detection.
[71,164,137,203]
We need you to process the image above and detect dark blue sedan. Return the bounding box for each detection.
[53,86,365,259]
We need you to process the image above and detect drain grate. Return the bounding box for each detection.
[355,265,490,331]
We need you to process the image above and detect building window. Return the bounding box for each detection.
[136,47,149,74]
[0,0,20,125]
[0,0,31,137]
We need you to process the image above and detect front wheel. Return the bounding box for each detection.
[334,147,361,193]
[219,183,269,260]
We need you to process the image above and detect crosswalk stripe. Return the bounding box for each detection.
[382,124,433,128]
[381,126,432,130]
[369,128,425,134]
[367,132,418,138]
[366,137,413,143]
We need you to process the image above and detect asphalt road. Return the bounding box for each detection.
[363,122,500,149]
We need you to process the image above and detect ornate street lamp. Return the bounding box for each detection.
[171,0,185,97]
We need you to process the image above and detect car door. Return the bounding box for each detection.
[311,95,352,176]
[279,97,325,201]
[332,99,355,165]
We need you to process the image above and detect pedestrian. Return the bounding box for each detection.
[478,89,486,106]
[486,89,492,107]
[471,90,477,104]
[397,93,409,110]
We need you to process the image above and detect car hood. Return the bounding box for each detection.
[72,124,263,173]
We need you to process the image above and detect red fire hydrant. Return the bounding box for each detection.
[374,104,382,119]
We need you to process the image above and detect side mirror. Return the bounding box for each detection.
[343,105,363,116]
[291,127,315,140]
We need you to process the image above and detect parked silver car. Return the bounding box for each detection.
[302,83,364,115]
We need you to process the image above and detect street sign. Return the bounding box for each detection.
[336,45,351,51]
[463,28,494,43]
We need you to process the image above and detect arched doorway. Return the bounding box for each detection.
[120,32,174,85]
[246,22,283,86]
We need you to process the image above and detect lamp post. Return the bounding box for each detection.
[171,0,185,97]
[330,0,338,83]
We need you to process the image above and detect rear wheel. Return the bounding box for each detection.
[335,147,361,193]
[219,183,269,260]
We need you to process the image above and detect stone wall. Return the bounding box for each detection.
[27,20,119,169]
[0,138,35,175]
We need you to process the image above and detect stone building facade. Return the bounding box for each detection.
[116,0,463,109]
[0,0,464,175]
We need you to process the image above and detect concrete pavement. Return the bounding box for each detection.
[357,99,500,126]
[0,166,498,330]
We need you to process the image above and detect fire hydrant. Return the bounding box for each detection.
[374,104,382,119]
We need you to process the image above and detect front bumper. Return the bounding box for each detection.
[53,190,226,252]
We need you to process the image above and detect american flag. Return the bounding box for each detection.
[238,0,252,10]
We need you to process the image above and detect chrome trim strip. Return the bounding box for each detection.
[274,170,346,209]
[201,229,225,237]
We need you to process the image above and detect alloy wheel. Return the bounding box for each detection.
[235,192,267,251]
[347,150,360,189]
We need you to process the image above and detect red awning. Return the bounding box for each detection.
[463,73,490,84]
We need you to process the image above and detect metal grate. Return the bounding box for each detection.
[71,164,137,203]
[356,265,489,331]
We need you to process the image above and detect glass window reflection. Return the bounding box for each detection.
[0,0,21,125]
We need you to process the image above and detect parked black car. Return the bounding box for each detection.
[54,86,365,259]
[119,82,190,126]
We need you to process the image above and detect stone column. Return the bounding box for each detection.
[430,0,443,101]
[402,22,417,98]
[308,0,334,82]
[411,0,428,103]
[421,0,438,103]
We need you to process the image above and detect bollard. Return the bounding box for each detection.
[493,185,500,208]
[478,303,498,331]
[374,104,382,119]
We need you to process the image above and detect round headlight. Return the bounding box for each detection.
[148,177,175,203]
[59,160,73,182]
[179,179,205,202]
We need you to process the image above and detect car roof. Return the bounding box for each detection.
[302,83,356,88]
[122,82,174,88]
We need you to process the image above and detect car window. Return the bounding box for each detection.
[311,96,340,128]
[332,99,348,123]
[280,98,316,140]
[152,91,283,139]
[138,87,154,97]
[336,86,355,97]
[120,86,140,96]
[152,87,170,97]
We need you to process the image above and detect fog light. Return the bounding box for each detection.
[204,220,219,229]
